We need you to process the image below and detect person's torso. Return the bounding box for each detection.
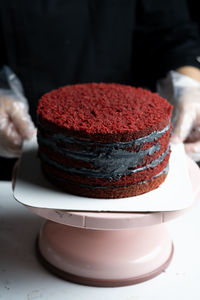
[0,0,137,122]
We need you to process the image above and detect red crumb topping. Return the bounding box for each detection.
[37,83,172,135]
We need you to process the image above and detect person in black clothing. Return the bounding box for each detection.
[187,0,200,31]
[0,0,200,179]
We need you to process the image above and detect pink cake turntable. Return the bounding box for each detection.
[12,140,200,287]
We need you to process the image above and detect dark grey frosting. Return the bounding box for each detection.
[37,123,170,180]
[43,164,169,189]
[39,146,169,179]
[38,123,170,148]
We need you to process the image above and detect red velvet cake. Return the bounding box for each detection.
[37,83,172,198]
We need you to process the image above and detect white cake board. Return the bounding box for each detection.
[13,137,194,212]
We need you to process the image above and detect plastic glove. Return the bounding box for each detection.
[0,66,36,158]
[157,70,200,161]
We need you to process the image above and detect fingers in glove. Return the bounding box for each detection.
[9,101,36,140]
[171,103,196,143]
[185,126,200,143]
[184,141,200,162]
[0,114,22,157]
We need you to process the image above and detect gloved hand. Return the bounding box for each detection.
[0,66,36,158]
[157,70,200,161]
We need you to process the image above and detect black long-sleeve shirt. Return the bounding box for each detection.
[1,0,200,180]
[0,0,200,124]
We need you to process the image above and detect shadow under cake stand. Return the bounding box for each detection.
[13,157,200,287]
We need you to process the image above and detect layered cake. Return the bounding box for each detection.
[37,83,172,198]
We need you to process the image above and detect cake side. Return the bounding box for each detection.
[37,123,172,175]
[41,165,168,199]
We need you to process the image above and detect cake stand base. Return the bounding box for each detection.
[37,220,173,287]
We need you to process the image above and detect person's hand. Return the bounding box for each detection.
[157,70,200,161]
[171,86,200,161]
[0,66,36,158]
[0,94,36,158]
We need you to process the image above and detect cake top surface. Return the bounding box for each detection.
[37,83,172,135]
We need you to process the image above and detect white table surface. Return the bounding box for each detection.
[1,181,200,300]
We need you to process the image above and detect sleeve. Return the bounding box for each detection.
[134,0,200,86]
[0,19,7,69]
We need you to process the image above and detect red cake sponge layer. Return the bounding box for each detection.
[37,83,172,142]
[41,165,167,199]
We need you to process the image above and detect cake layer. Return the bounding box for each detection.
[37,121,171,152]
[41,164,168,199]
[37,83,173,142]
[38,136,169,174]
[39,149,170,187]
